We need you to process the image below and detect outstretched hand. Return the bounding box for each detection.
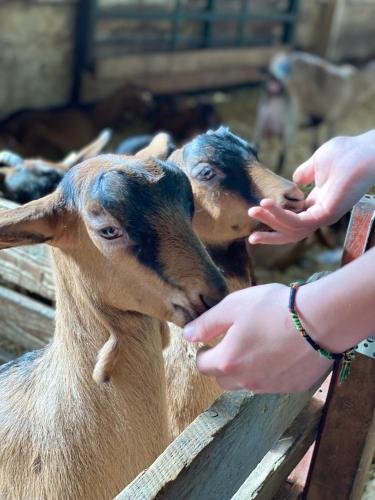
[248,132,375,245]
[183,284,332,393]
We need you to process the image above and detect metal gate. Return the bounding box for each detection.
[72,0,300,101]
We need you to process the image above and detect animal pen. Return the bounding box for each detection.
[0,193,374,499]
[1,1,375,499]
[74,0,301,100]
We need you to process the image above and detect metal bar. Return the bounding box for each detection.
[282,0,300,44]
[202,0,216,48]
[71,0,97,104]
[96,9,296,24]
[95,34,273,49]
[237,0,250,47]
[170,0,182,51]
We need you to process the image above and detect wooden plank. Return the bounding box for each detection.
[0,199,55,301]
[350,407,375,500]
[83,66,261,97]
[231,399,323,500]
[97,46,285,79]
[0,245,54,301]
[305,195,375,500]
[82,46,285,98]
[0,285,54,350]
[116,381,323,500]
[305,354,375,500]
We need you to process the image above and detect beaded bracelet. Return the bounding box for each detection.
[289,281,357,385]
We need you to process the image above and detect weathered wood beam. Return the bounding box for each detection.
[116,380,324,500]
[231,398,323,500]
[85,66,261,97]
[0,285,54,351]
[98,46,285,79]
[82,46,285,99]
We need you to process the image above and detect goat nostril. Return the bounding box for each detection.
[284,186,304,203]
[200,295,221,310]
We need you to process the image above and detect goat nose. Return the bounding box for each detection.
[283,184,305,212]
[200,294,222,310]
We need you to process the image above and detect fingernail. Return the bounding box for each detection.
[183,323,196,340]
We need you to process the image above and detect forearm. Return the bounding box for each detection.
[357,129,375,179]
[344,130,375,202]
[297,246,375,352]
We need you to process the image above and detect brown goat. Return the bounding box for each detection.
[0,129,112,204]
[0,86,152,160]
[269,51,375,150]
[0,154,227,498]
[253,74,297,173]
[137,127,304,438]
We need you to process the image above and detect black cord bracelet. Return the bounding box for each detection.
[289,281,356,384]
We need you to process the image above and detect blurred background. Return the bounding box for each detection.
[1,1,374,158]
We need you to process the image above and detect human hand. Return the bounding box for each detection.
[183,284,332,393]
[248,131,375,245]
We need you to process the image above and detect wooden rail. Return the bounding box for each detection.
[82,46,285,100]
[116,379,327,500]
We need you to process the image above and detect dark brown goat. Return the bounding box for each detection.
[0,129,111,204]
[136,127,305,437]
[0,86,152,160]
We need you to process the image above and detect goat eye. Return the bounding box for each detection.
[192,164,216,181]
[98,226,123,240]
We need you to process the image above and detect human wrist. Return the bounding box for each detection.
[293,278,355,354]
[354,130,375,185]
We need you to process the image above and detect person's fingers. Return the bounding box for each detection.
[304,188,319,208]
[183,300,233,343]
[249,231,300,245]
[215,375,243,391]
[299,203,328,224]
[258,200,305,227]
[248,206,292,233]
[293,157,315,185]
[195,331,237,376]
[195,345,224,377]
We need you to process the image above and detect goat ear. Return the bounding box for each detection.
[0,150,23,167]
[0,191,62,249]
[135,132,175,160]
[61,129,112,170]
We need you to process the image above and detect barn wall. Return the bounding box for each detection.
[327,0,375,62]
[1,0,374,120]
[0,0,76,119]
[296,0,375,62]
